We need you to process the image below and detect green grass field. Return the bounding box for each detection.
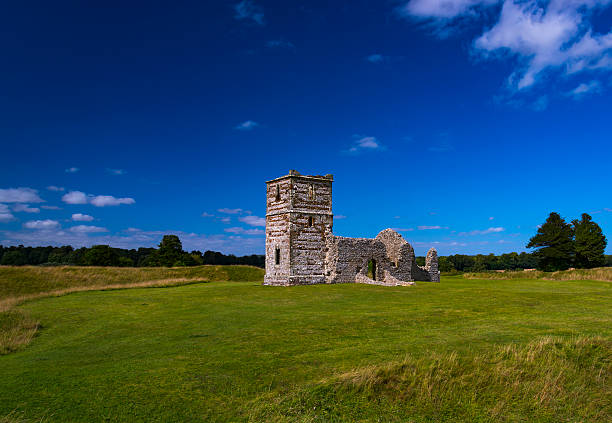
[1,268,611,422]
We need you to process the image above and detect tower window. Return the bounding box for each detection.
[308,216,313,227]
[308,184,315,200]
[275,248,280,265]
[275,185,281,201]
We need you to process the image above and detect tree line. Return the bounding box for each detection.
[0,235,265,268]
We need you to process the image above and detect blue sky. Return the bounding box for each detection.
[1,0,611,256]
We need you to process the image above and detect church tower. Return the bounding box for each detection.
[264,170,333,285]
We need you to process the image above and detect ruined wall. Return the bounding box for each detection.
[425,248,440,282]
[324,231,415,286]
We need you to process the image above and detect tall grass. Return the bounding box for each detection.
[464,266,612,282]
[250,336,612,422]
[0,265,264,355]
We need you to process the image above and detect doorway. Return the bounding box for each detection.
[367,259,377,281]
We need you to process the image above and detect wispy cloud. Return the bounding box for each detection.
[234,120,259,131]
[0,204,14,222]
[69,225,108,233]
[335,215,347,220]
[459,226,505,236]
[41,205,62,210]
[347,136,386,154]
[46,186,65,192]
[418,225,448,230]
[106,168,126,175]
[234,0,265,25]
[392,227,415,232]
[62,191,135,207]
[218,208,244,214]
[566,80,602,99]
[366,54,385,64]
[0,188,44,203]
[399,0,612,95]
[224,227,265,235]
[201,212,214,218]
[65,167,79,173]
[267,39,295,49]
[239,215,265,227]
[72,213,94,222]
[23,219,60,229]
[13,204,40,213]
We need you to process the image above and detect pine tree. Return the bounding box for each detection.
[572,213,607,268]
[527,212,574,271]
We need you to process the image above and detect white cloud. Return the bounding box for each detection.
[90,195,135,207]
[399,0,497,19]
[459,226,505,235]
[392,227,415,232]
[72,213,94,222]
[401,0,612,92]
[234,1,265,25]
[566,80,602,98]
[418,225,448,230]
[234,120,259,131]
[62,191,135,207]
[24,219,60,229]
[366,54,385,63]
[0,204,14,222]
[41,205,62,210]
[0,188,44,203]
[106,168,126,175]
[69,225,108,233]
[13,204,40,213]
[218,208,244,214]
[489,216,495,220]
[239,215,266,227]
[201,212,214,217]
[46,186,65,192]
[335,214,347,219]
[224,227,265,235]
[347,136,385,153]
[65,167,79,173]
[62,191,88,204]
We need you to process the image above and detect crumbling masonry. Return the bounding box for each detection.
[264,170,440,286]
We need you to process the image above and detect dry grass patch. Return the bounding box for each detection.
[464,267,612,282]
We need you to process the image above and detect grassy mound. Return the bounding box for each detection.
[0,265,264,354]
[252,337,612,422]
[464,267,612,282]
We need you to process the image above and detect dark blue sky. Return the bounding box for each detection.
[1,0,611,255]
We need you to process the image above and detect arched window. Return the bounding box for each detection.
[275,248,281,265]
[308,216,313,227]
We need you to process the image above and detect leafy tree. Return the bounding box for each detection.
[156,235,185,267]
[83,245,120,266]
[572,213,607,268]
[527,212,574,271]
[0,250,28,266]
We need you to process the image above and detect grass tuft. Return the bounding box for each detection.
[250,336,612,422]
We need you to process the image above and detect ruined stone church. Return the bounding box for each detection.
[264,170,440,286]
